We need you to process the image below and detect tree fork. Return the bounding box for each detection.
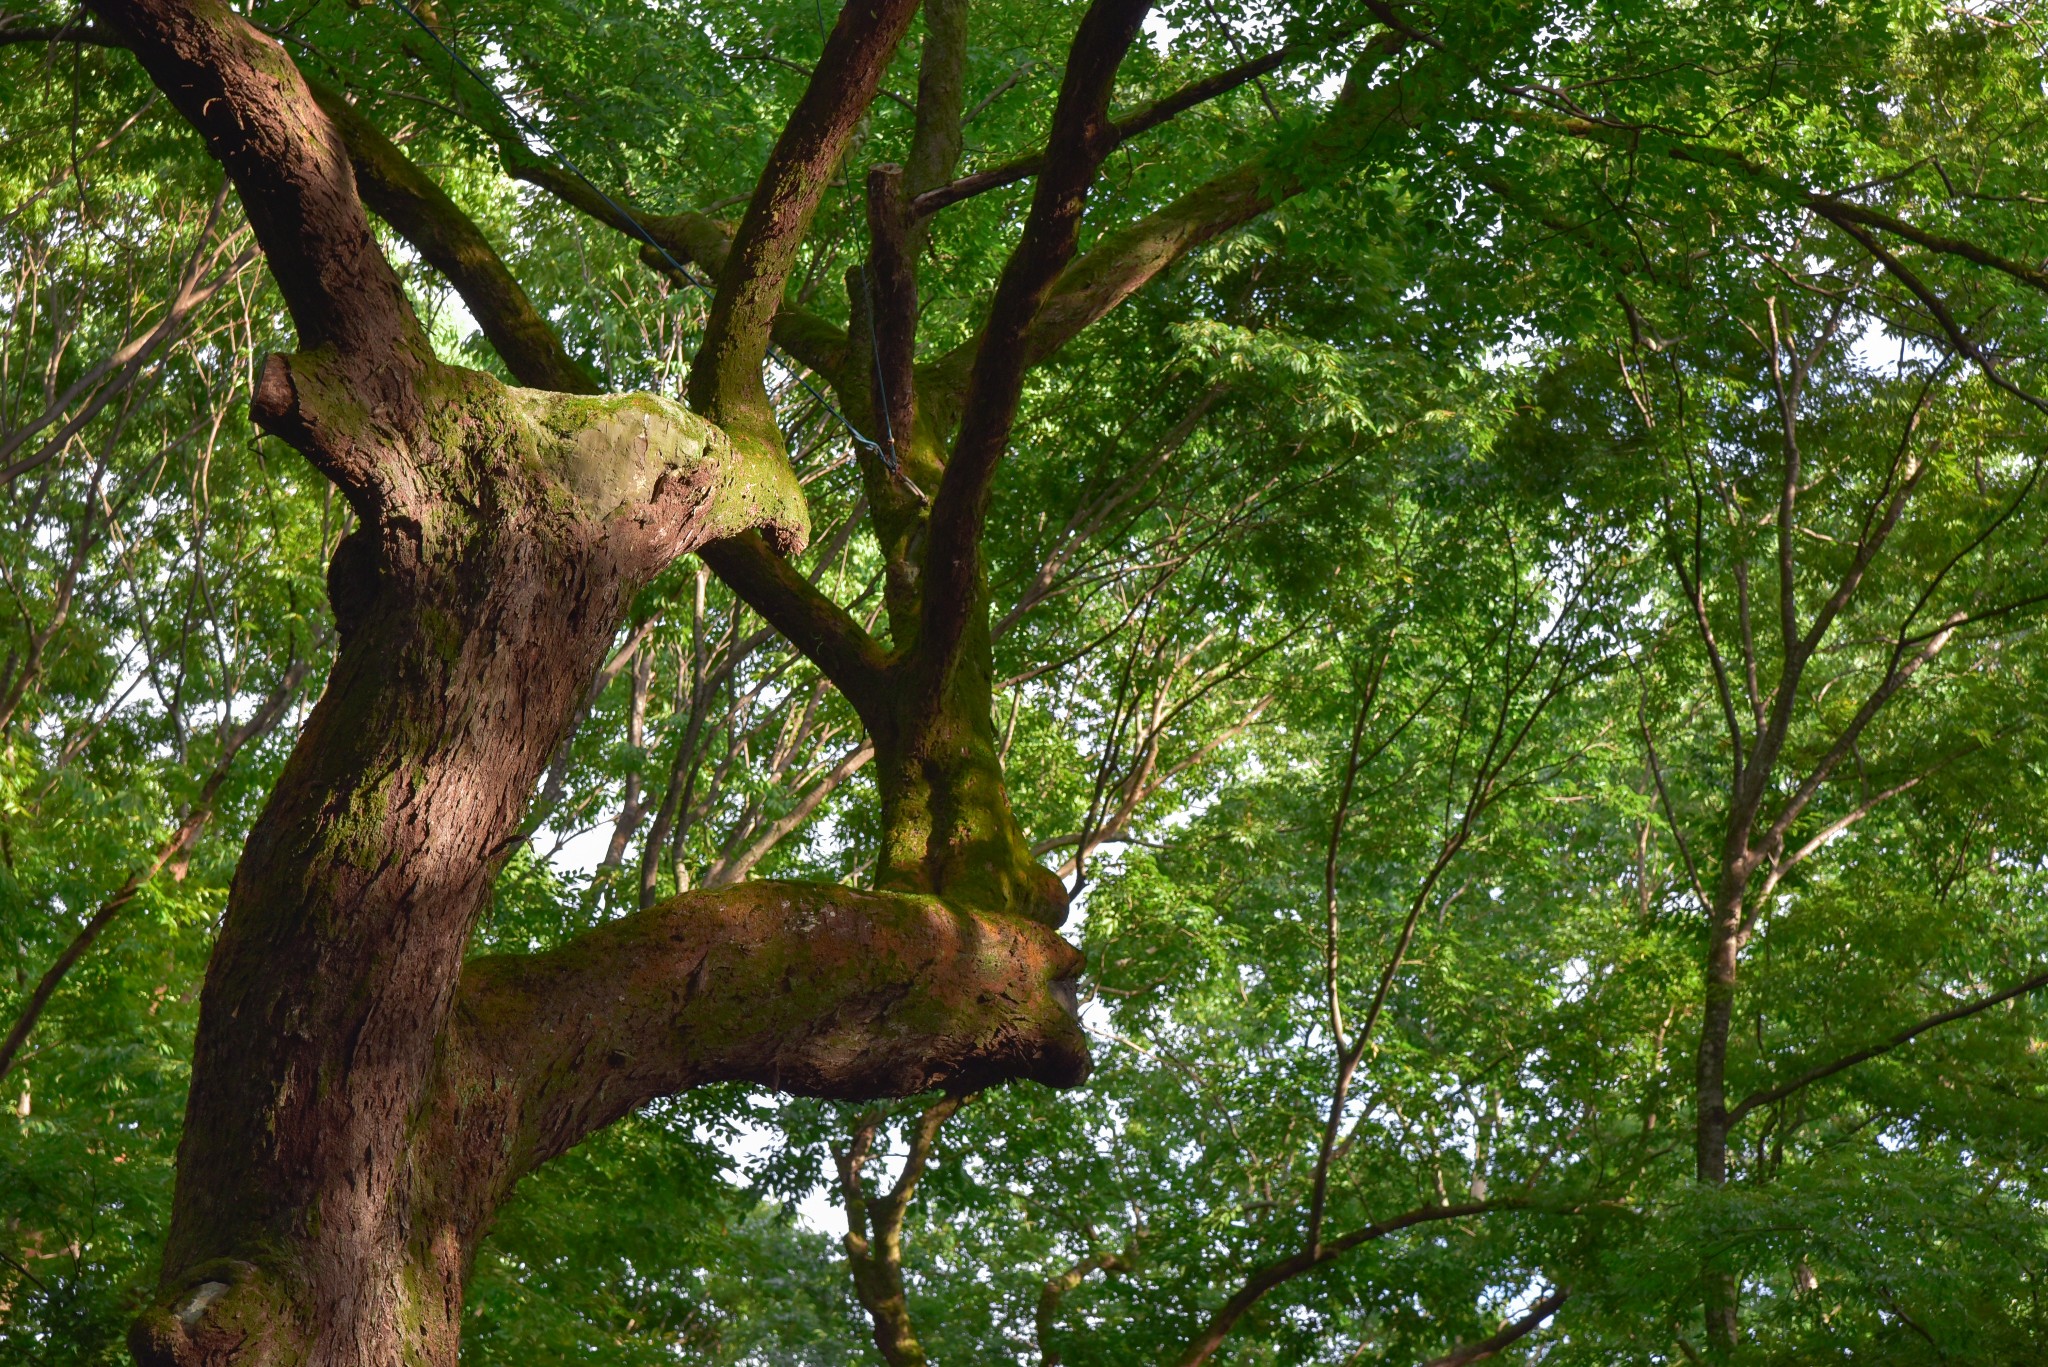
[92,1,1091,1362]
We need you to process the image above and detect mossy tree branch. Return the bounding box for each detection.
[438,886,1081,1191]
[686,0,922,454]
[834,1092,975,1367]
[285,75,896,711]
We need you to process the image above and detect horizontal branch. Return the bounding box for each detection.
[1422,1287,1569,1367]
[441,881,1089,1179]
[1727,964,2048,1127]
[0,17,123,47]
[1170,1200,1525,1367]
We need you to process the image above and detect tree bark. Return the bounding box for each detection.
[1694,855,1753,1360]
[94,2,1091,1363]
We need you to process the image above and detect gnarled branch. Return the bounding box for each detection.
[440,882,1088,1182]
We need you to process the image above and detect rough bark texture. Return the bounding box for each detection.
[96,1,1092,1363]
[129,352,814,1367]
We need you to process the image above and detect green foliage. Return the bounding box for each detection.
[6,0,2048,1363]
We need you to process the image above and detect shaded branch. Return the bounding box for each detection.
[903,0,969,207]
[1168,1202,1525,1367]
[441,882,1088,1179]
[1421,1287,1569,1366]
[917,0,1154,686]
[987,17,1519,379]
[1037,1237,1137,1367]
[1727,965,2048,1127]
[307,77,602,394]
[910,28,1354,219]
[699,533,892,720]
[837,1093,970,1367]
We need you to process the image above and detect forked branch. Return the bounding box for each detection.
[688,0,922,450]
[918,0,1154,684]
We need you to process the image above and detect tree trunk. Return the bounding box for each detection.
[125,356,1087,1367]
[126,354,775,1364]
[871,612,1070,926]
[1695,853,1754,1361]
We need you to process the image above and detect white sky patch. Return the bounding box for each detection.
[545,820,615,881]
[1848,314,1940,374]
[1143,10,1178,54]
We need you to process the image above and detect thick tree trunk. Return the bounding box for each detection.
[96,2,1093,1361]
[126,358,1086,1367]
[126,354,797,1365]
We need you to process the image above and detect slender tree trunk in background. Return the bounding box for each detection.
[836,1096,968,1367]
[1695,857,1753,1361]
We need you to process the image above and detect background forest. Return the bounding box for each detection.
[5,0,2048,1363]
